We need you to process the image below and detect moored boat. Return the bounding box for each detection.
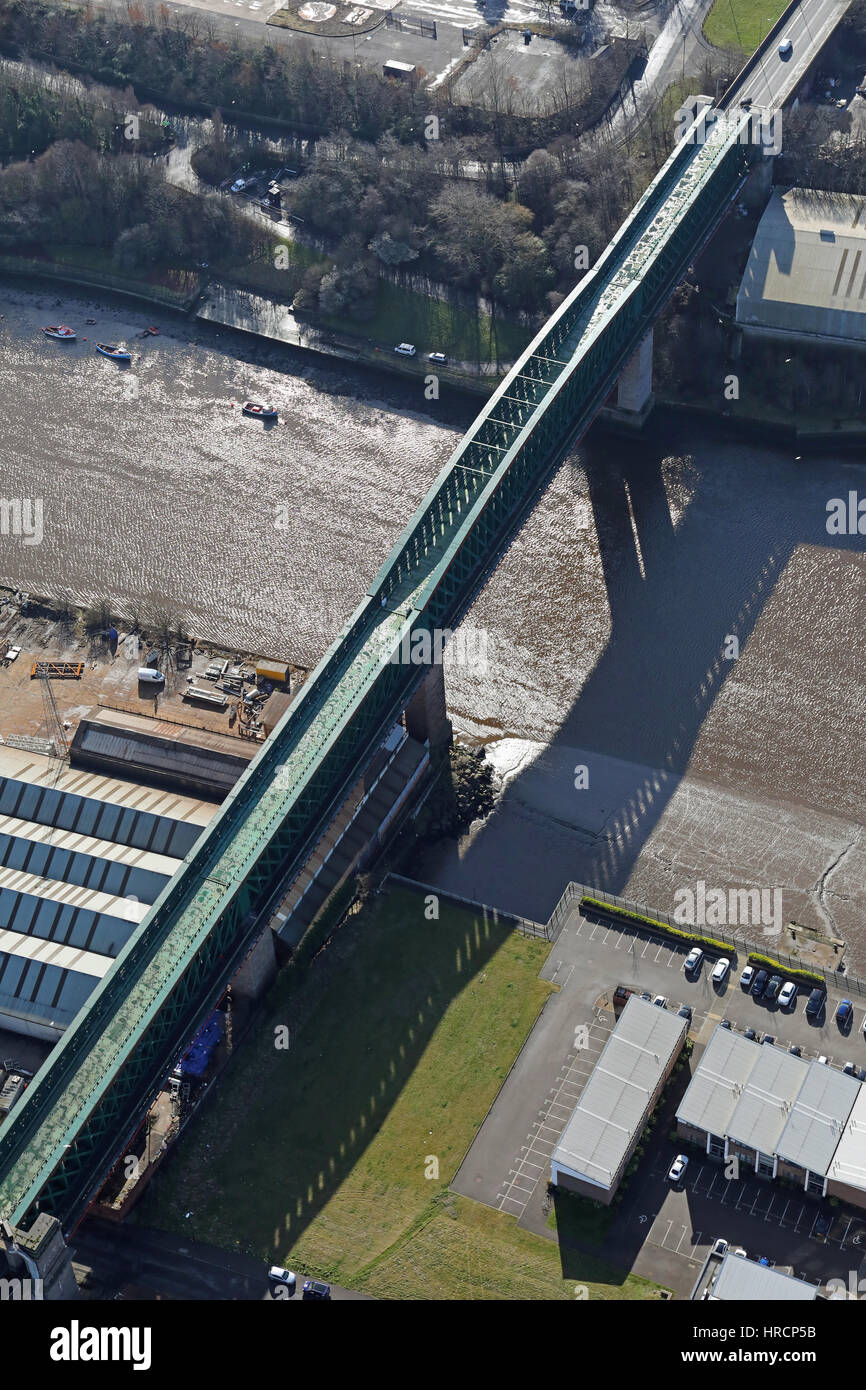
[96,343,132,362]
[42,325,76,341]
[241,401,278,419]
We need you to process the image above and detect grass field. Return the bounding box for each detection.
[703,0,790,52]
[142,887,657,1300]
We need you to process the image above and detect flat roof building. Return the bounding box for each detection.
[677,1026,863,1201]
[699,1250,819,1302]
[552,996,687,1204]
[827,1087,866,1205]
[736,187,866,345]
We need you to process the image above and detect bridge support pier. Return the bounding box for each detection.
[1,1213,79,1299]
[405,663,452,755]
[614,329,655,423]
[231,924,277,1001]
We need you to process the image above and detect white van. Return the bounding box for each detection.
[138,667,165,684]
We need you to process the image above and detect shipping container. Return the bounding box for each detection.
[255,661,290,685]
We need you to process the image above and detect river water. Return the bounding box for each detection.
[2,282,865,960]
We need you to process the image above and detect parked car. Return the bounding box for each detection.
[712,958,730,986]
[837,999,854,1028]
[712,1237,729,1257]
[652,995,668,1009]
[744,1027,757,1040]
[720,1019,732,1029]
[778,981,797,1009]
[764,974,783,1001]
[394,342,417,357]
[678,1005,693,1021]
[789,1043,802,1056]
[231,177,249,192]
[268,1267,296,1292]
[732,1246,747,1257]
[817,1054,829,1065]
[668,1154,689,1184]
[806,988,826,1018]
[427,351,448,365]
[740,964,755,990]
[303,1279,331,1300]
[843,1061,858,1076]
[640,991,652,1001]
[752,969,770,998]
[778,37,793,57]
[684,947,703,974]
[762,1034,776,1046]
[138,667,165,684]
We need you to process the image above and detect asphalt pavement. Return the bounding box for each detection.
[72,1222,371,1300]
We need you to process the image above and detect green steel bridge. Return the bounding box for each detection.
[0,109,758,1234]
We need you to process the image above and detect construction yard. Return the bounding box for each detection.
[0,589,301,761]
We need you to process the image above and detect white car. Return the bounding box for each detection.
[778,981,797,1009]
[712,957,730,985]
[427,351,448,365]
[652,995,668,1009]
[231,178,249,193]
[668,1153,689,1184]
[137,667,165,684]
[818,1055,829,1065]
[394,343,416,357]
[732,1247,747,1258]
[740,964,755,989]
[684,947,703,974]
[712,1237,729,1257]
[778,37,792,57]
[268,1266,296,1290]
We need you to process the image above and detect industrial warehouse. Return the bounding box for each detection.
[550,996,688,1203]
[676,1026,866,1207]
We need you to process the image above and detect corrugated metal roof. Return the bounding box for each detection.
[727,1045,808,1156]
[827,1086,866,1191]
[775,1060,859,1176]
[553,997,687,1189]
[711,1252,818,1302]
[675,1028,760,1138]
[736,187,866,341]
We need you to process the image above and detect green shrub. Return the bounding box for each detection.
[579,897,734,955]
[747,952,824,987]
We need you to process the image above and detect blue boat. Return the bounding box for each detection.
[96,342,132,362]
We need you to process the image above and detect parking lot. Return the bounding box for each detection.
[451,903,866,1297]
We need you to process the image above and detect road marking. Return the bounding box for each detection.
[778,1199,790,1227]
[654,943,665,961]
[840,1217,854,1250]
[641,940,652,958]
[690,1230,704,1255]
[588,923,600,942]
[705,1173,717,1199]
[674,1225,689,1254]
[764,1196,776,1222]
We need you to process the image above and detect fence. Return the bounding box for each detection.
[553,881,866,998]
[385,873,552,939]
[385,11,436,38]
[0,255,197,311]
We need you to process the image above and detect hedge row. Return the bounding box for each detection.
[579,896,734,956]
[746,952,825,988]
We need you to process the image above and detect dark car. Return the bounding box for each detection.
[837,999,854,1029]
[721,1019,732,1030]
[789,1044,802,1056]
[303,1279,331,1300]
[762,1034,775,1046]
[806,988,826,1018]
[744,1027,757,1040]
[678,1004,693,1021]
[752,969,770,998]
[764,975,783,1002]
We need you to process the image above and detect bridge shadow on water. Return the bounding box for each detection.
[422,419,850,920]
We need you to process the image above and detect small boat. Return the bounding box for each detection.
[241,401,278,420]
[42,325,76,341]
[96,343,132,362]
